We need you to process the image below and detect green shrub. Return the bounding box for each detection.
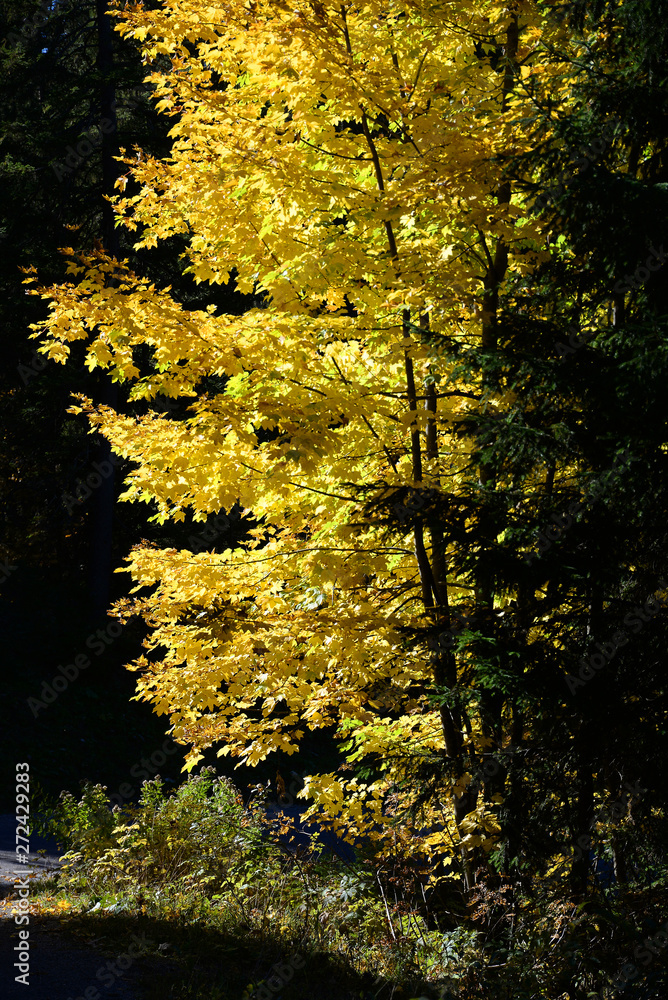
[48,768,270,901]
[45,780,117,855]
[39,768,439,993]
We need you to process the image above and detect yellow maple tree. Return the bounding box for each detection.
[31,0,567,879]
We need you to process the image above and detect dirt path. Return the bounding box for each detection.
[0,902,148,999]
[0,816,152,1000]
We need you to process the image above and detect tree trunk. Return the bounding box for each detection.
[88,0,120,620]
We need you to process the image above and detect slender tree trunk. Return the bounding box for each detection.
[473,11,520,893]
[610,829,629,886]
[570,747,594,902]
[88,0,119,620]
[96,0,119,256]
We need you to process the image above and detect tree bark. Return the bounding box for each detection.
[88,0,120,620]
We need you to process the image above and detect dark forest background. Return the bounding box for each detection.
[3,2,668,997]
[1,0,668,929]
